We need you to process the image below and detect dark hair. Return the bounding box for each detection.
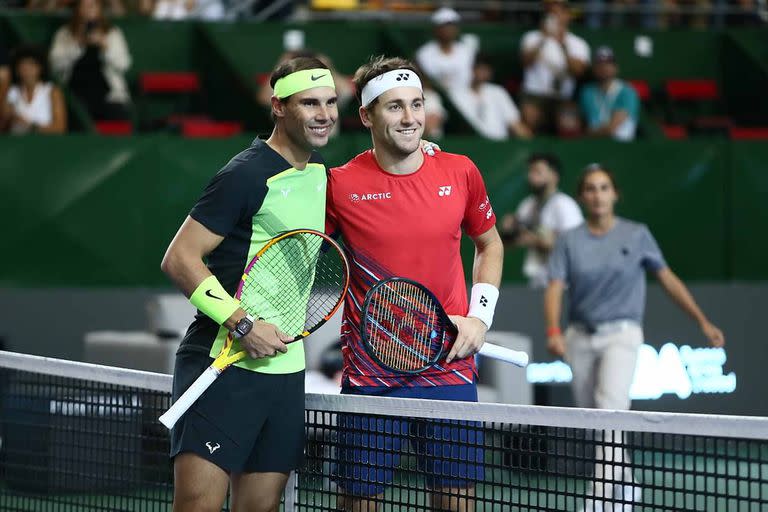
[352,55,421,107]
[285,49,322,60]
[473,53,493,68]
[10,44,49,85]
[577,163,621,197]
[269,56,330,93]
[268,56,330,122]
[527,152,562,175]
[69,0,112,35]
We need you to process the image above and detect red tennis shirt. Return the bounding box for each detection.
[326,150,496,388]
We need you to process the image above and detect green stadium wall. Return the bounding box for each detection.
[2,135,766,286]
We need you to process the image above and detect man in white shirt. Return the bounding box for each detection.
[519,0,590,134]
[415,7,479,93]
[449,55,532,140]
[500,152,583,288]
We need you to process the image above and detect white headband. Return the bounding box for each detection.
[360,69,423,107]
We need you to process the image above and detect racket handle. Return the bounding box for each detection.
[478,342,529,368]
[159,366,220,429]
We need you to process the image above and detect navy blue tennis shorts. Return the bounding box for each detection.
[332,383,485,497]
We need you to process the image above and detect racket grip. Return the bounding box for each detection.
[478,342,529,367]
[159,366,220,429]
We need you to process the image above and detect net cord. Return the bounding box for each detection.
[2,350,767,440]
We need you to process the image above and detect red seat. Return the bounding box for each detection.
[627,80,650,101]
[167,114,211,125]
[181,120,243,138]
[94,120,132,136]
[662,124,688,139]
[694,116,733,130]
[140,72,201,93]
[729,127,768,140]
[254,72,271,86]
[665,79,718,101]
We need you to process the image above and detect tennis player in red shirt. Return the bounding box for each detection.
[327,55,504,511]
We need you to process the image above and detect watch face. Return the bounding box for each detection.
[237,317,253,335]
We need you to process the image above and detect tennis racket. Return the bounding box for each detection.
[360,277,528,374]
[159,229,349,429]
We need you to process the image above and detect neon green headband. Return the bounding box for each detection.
[273,68,336,99]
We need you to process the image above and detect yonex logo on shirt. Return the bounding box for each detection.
[480,196,494,219]
[438,186,452,197]
[349,192,392,202]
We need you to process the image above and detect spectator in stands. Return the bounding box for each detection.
[144,0,224,20]
[415,7,479,93]
[49,0,132,121]
[519,0,589,135]
[580,46,640,141]
[257,50,354,136]
[418,67,448,139]
[499,152,582,288]
[545,164,724,511]
[586,0,644,28]
[449,54,532,140]
[28,0,126,16]
[1,45,66,134]
[659,0,712,28]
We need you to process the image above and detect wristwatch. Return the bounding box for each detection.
[232,314,255,339]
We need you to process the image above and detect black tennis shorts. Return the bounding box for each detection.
[169,350,305,473]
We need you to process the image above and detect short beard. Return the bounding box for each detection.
[391,139,421,157]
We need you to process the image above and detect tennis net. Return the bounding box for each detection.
[1,350,766,511]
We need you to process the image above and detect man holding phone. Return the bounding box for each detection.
[49,0,132,120]
[519,0,590,135]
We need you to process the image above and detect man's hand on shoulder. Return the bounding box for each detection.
[420,139,441,157]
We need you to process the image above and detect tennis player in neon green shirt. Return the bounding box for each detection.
[161,57,337,512]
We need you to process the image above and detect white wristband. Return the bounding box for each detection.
[467,283,499,329]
